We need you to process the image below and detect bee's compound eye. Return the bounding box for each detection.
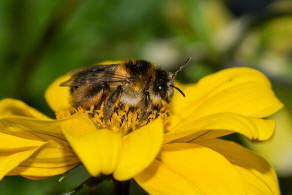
[158,86,162,90]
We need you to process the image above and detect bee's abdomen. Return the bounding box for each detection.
[71,83,109,108]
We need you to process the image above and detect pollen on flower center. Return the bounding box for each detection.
[56,102,170,134]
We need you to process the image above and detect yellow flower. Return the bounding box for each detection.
[0,66,283,194]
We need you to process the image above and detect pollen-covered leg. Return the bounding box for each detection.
[104,86,123,121]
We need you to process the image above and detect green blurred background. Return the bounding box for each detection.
[0,0,292,194]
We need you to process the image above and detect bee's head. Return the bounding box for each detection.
[153,70,185,103]
[153,57,191,102]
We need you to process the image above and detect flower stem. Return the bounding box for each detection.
[62,176,108,195]
[113,179,130,195]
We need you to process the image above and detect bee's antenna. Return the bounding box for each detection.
[172,57,192,79]
[170,84,185,97]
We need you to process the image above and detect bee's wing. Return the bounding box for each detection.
[60,64,131,87]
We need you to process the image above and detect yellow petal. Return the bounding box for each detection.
[45,75,72,112]
[136,143,245,195]
[9,164,78,180]
[0,114,80,179]
[135,160,203,195]
[61,113,97,136]
[113,118,164,181]
[0,132,45,150]
[96,60,124,65]
[62,115,122,176]
[165,113,275,143]
[0,147,44,180]
[246,109,292,175]
[0,115,65,140]
[0,132,46,180]
[170,68,283,128]
[201,139,280,195]
[0,99,50,120]
[8,140,79,178]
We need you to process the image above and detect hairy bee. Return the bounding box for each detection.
[60,59,188,120]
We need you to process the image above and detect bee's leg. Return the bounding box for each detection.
[104,86,123,120]
[140,91,151,121]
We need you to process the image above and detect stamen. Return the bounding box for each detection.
[56,102,170,135]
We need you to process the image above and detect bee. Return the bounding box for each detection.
[60,59,189,121]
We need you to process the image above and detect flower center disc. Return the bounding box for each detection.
[56,102,170,134]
